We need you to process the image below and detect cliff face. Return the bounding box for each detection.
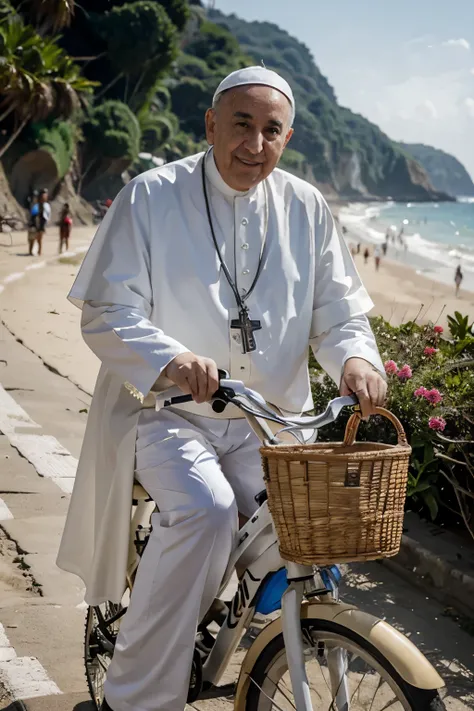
[400,143,474,198]
[207,10,451,202]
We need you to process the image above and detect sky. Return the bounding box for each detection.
[213,0,474,178]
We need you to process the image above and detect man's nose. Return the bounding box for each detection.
[245,130,264,155]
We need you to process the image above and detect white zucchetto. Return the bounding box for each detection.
[213,66,295,124]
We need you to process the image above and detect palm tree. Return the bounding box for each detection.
[0,15,96,158]
[27,0,75,32]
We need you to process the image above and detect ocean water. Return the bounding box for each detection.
[340,199,474,292]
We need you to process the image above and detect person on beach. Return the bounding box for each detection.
[363,246,370,264]
[27,191,39,250]
[59,203,73,254]
[382,242,388,257]
[374,245,381,271]
[455,265,463,296]
[57,66,386,711]
[29,188,51,256]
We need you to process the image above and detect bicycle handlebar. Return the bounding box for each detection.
[155,370,358,444]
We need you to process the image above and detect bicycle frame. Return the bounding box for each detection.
[123,381,444,710]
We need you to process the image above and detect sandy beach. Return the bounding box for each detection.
[1,223,473,397]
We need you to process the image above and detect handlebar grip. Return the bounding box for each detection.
[163,394,194,406]
[163,370,231,408]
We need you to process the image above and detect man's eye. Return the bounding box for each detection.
[268,128,280,136]
[237,121,249,128]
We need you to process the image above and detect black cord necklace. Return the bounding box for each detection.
[201,149,269,354]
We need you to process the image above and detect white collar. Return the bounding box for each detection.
[205,148,257,199]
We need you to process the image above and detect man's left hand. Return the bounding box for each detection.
[340,357,387,418]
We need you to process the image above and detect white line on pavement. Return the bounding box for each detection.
[0,241,90,292]
[25,261,46,271]
[3,272,24,283]
[0,623,62,698]
[0,385,77,494]
[0,623,17,662]
[0,499,13,521]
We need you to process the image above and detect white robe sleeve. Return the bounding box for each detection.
[309,198,384,384]
[81,303,190,398]
[310,314,385,386]
[69,178,189,398]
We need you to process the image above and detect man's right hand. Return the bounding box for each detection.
[163,353,219,404]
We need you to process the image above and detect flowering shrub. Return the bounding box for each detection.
[397,364,413,381]
[428,417,446,432]
[310,313,474,535]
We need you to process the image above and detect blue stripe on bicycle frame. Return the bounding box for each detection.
[255,565,342,615]
[255,568,288,615]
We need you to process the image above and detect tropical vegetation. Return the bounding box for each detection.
[0,0,460,208]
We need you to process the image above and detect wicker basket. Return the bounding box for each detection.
[260,407,411,566]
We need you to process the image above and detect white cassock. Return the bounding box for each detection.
[57,149,383,711]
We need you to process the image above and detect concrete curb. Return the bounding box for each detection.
[382,533,474,619]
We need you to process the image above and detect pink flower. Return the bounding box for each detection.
[414,387,428,398]
[397,364,413,381]
[434,325,444,334]
[384,360,399,375]
[425,389,443,405]
[429,416,446,432]
[424,347,438,357]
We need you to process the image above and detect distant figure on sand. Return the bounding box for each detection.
[374,246,381,271]
[455,265,463,297]
[382,242,388,256]
[28,188,51,256]
[363,246,370,264]
[59,203,73,254]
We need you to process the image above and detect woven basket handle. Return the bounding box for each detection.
[343,407,409,447]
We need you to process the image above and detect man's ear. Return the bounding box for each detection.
[205,108,216,145]
[283,127,294,149]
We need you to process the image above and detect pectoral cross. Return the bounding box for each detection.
[231,306,262,354]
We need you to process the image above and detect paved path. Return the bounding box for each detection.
[0,232,472,711]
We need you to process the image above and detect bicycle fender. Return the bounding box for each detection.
[235,601,444,709]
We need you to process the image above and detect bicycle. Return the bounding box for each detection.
[84,375,446,710]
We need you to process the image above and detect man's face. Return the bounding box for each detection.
[205,85,294,191]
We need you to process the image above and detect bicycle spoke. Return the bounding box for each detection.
[249,675,290,710]
[368,675,387,711]
[251,630,411,711]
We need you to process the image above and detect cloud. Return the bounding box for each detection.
[415,99,438,120]
[442,38,470,51]
[464,98,474,118]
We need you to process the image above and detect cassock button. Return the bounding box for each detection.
[242,269,250,275]
[241,218,249,226]
[241,243,249,250]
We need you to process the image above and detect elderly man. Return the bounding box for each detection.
[57,66,386,711]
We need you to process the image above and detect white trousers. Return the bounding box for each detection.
[104,407,264,711]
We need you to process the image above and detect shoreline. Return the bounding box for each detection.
[338,201,474,295]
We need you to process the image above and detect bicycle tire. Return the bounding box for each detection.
[84,602,123,710]
[243,618,446,711]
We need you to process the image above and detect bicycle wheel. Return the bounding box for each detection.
[244,618,446,711]
[84,602,125,710]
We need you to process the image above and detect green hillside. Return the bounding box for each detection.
[400,143,474,197]
[0,0,453,209]
[206,9,448,201]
